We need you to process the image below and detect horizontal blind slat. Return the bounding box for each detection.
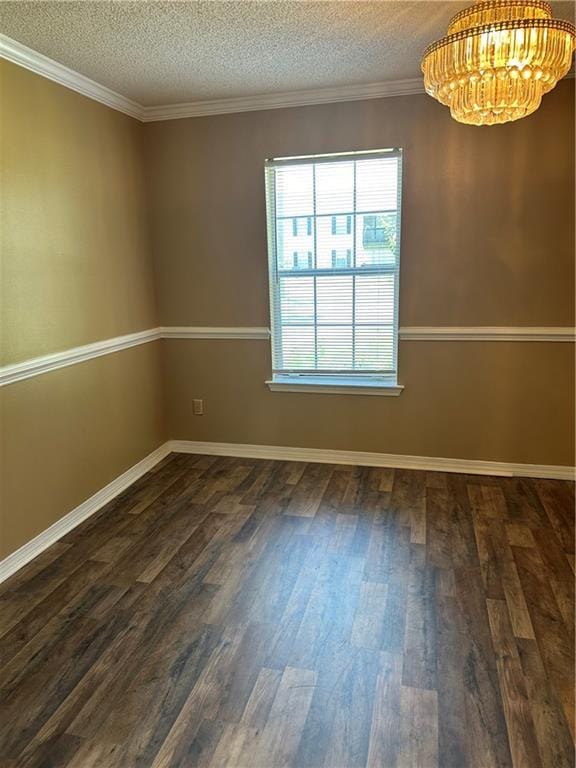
[266,150,401,378]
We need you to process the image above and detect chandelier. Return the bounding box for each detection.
[421,0,576,125]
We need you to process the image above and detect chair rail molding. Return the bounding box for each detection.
[162,326,576,342]
[1,325,573,387]
[0,328,162,387]
[160,326,271,340]
[399,326,576,342]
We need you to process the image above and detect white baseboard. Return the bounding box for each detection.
[2,438,573,584]
[169,440,575,481]
[0,442,172,584]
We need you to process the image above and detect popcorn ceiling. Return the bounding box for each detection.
[0,1,573,106]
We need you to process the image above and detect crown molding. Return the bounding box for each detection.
[140,78,426,121]
[0,33,144,120]
[2,33,573,123]
[141,68,572,121]
[0,34,424,121]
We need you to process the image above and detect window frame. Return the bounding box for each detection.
[264,148,404,395]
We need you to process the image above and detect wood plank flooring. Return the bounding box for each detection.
[0,453,574,767]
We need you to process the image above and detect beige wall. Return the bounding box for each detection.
[163,339,574,467]
[1,62,574,559]
[0,344,164,559]
[146,80,575,467]
[145,80,574,328]
[0,61,165,558]
[1,60,157,365]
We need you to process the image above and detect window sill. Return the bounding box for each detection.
[265,376,404,397]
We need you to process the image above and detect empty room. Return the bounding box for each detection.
[0,1,575,766]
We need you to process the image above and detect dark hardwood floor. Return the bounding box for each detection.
[0,453,574,767]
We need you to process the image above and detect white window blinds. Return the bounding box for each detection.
[265,149,402,383]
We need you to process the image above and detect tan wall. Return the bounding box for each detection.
[145,80,574,328]
[1,63,574,558]
[1,60,157,365]
[0,344,164,559]
[147,80,575,468]
[163,339,574,467]
[0,61,165,558]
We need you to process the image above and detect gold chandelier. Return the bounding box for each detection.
[421,0,576,125]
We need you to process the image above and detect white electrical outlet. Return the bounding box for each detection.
[193,399,204,415]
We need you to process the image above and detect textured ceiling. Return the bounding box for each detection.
[1,1,574,106]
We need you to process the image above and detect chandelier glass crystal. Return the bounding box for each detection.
[421,0,576,125]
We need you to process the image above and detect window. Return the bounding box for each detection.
[292,217,312,236]
[265,149,403,394]
[331,249,352,269]
[293,251,313,269]
[331,215,352,235]
[363,215,387,247]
